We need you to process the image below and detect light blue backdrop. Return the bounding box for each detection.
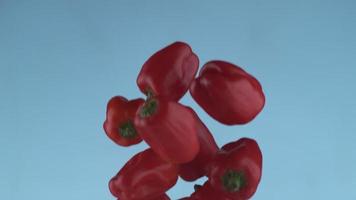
[1,0,356,199]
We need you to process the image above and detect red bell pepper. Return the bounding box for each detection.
[117,194,170,200]
[179,107,219,181]
[190,60,265,125]
[152,193,171,200]
[134,97,200,164]
[103,96,144,146]
[109,148,178,200]
[116,194,170,200]
[209,138,263,200]
[184,182,231,200]
[137,41,199,101]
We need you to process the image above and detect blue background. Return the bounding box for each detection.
[1,0,355,199]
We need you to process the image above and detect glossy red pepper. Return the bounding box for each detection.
[152,193,171,200]
[135,193,171,200]
[179,107,219,181]
[116,194,170,200]
[109,148,178,200]
[137,41,199,101]
[117,194,170,200]
[184,182,231,200]
[103,96,144,146]
[209,138,263,200]
[190,60,265,125]
[134,97,200,164]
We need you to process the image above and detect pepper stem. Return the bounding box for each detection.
[119,121,137,138]
[139,99,158,118]
[221,170,246,192]
[146,90,154,99]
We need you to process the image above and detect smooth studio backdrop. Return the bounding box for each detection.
[1,0,356,199]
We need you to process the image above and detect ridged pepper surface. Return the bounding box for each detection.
[208,138,263,200]
[109,148,178,200]
[179,107,218,181]
[134,97,200,164]
[103,96,144,146]
[137,41,199,101]
[190,60,265,125]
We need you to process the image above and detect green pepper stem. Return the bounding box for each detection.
[221,170,246,192]
[119,121,137,139]
[146,90,154,99]
[139,99,158,118]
